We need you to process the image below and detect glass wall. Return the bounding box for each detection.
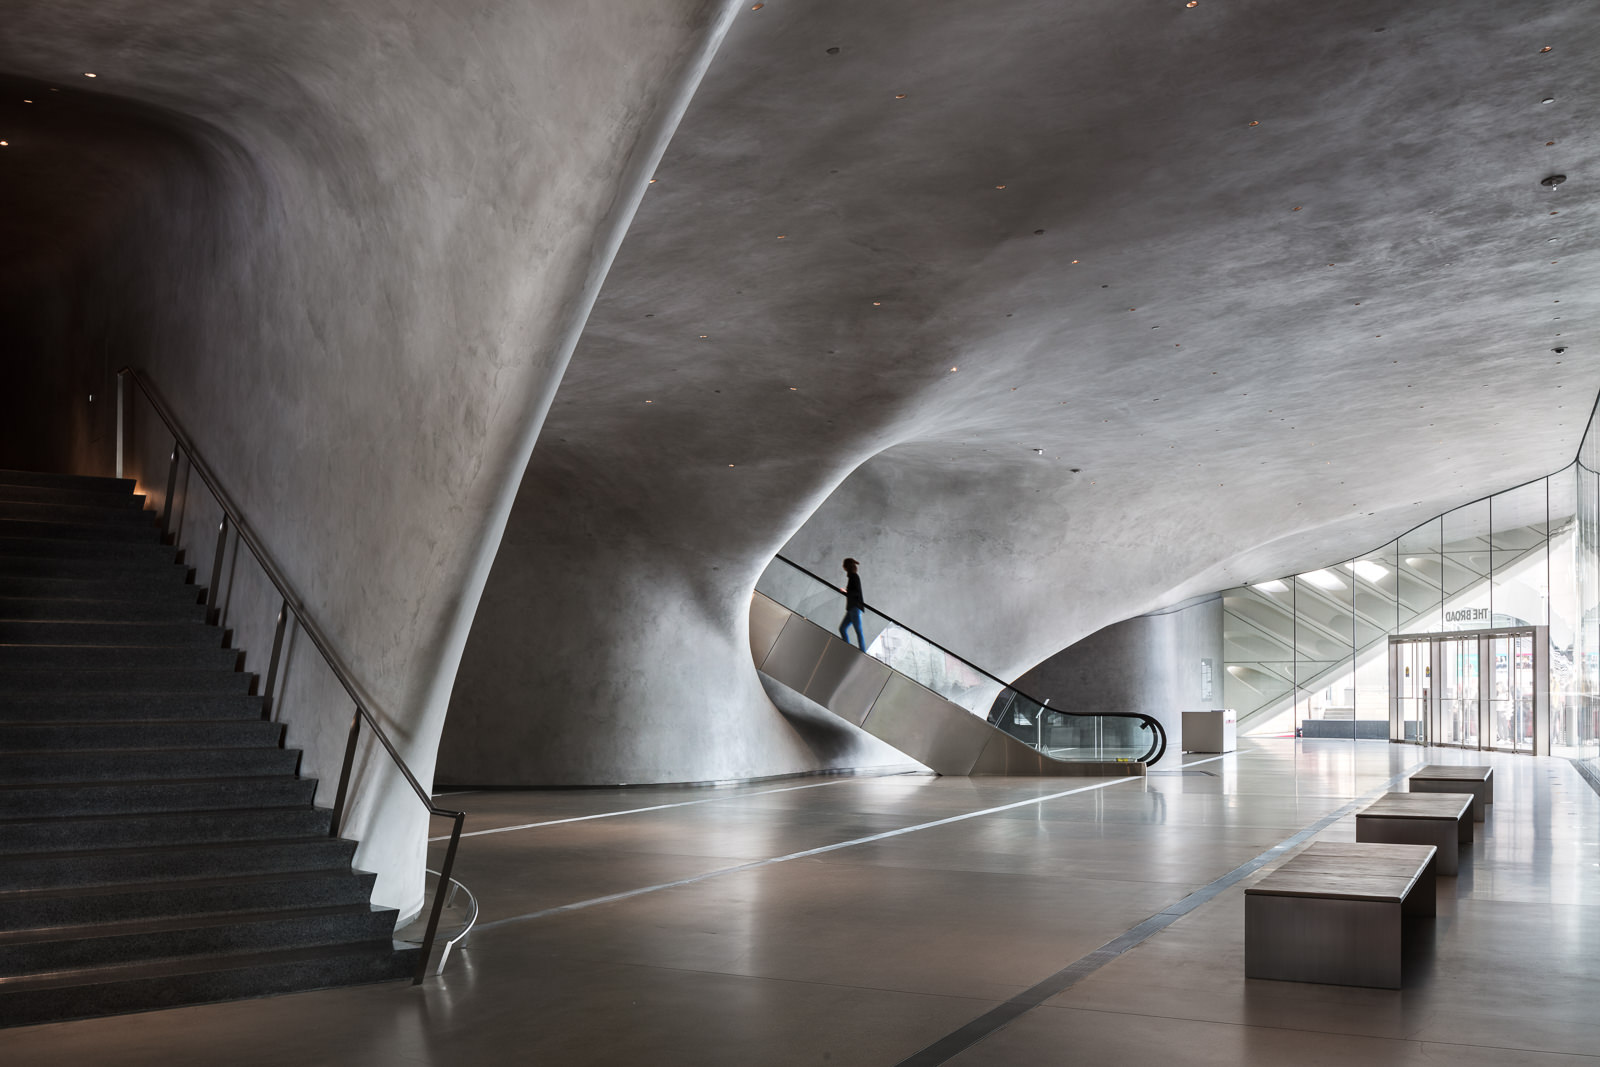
[1224,446,1600,776]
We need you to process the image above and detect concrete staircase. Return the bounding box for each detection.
[0,469,417,1027]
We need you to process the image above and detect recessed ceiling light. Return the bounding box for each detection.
[895,93,906,99]
[728,464,736,467]
[1247,120,1259,126]
[789,387,797,391]
[950,366,958,372]
[648,178,657,183]
[1071,259,1079,263]
[0,141,7,146]
[751,2,763,8]
[22,99,31,103]
[1540,46,1552,52]
[1292,205,1302,211]
[1547,141,1556,146]
[872,301,881,306]
[995,184,1006,189]
[1543,97,1555,104]
[1186,1,1198,6]
[776,234,786,239]
[84,72,96,77]
[699,334,708,338]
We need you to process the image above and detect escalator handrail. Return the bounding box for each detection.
[770,554,1167,765]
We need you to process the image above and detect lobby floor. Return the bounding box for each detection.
[6,739,1599,1066]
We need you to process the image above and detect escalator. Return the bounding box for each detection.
[750,556,1166,776]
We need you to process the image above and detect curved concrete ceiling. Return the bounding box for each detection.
[443,0,1599,783]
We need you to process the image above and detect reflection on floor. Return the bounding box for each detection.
[6,740,1598,1066]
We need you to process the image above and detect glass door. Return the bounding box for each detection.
[1488,631,1536,752]
[1392,637,1430,743]
[1389,626,1546,753]
[1436,637,1479,746]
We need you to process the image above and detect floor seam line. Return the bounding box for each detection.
[429,773,885,841]
[472,775,1144,932]
[888,760,1427,1067]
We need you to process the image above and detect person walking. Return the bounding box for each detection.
[839,557,866,651]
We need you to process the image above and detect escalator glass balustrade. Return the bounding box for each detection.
[752,556,1165,774]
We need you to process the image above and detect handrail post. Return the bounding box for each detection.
[160,447,180,542]
[205,517,229,622]
[417,812,466,984]
[262,600,290,720]
[117,366,474,977]
[115,371,124,480]
[329,708,362,838]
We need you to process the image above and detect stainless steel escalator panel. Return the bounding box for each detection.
[861,674,992,775]
[968,733,1048,776]
[804,639,892,726]
[760,614,833,694]
[749,591,791,669]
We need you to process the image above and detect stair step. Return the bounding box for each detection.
[0,940,419,1028]
[0,574,201,603]
[0,668,253,695]
[0,746,299,785]
[0,692,266,721]
[0,556,188,582]
[0,620,222,647]
[0,470,135,494]
[0,595,208,623]
[0,835,358,893]
[0,719,283,752]
[0,904,398,978]
[0,536,177,563]
[0,518,163,545]
[0,645,238,672]
[0,775,317,818]
[0,468,416,1020]
[0,500,158,526]
[0,804,328,855]
[0,868,378,932]
[0,484,145,510]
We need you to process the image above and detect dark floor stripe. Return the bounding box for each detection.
[893,762,1423,1067]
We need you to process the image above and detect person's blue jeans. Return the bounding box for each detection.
[839,607,865,651]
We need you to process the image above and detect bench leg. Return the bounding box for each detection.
[1404,852,1437,917]
[1246,895,1403,988]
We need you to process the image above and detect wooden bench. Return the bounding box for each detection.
[1356,792,1474,875]
[1409,764,1493,821]
[1246,841,1436,988]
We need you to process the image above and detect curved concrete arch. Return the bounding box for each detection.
[0,0,745,913]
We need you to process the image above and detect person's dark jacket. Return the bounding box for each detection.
[845,572,864,611]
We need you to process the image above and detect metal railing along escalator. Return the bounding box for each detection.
[756,555,1166,766]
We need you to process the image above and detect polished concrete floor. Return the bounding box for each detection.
[7,739,1599,1065]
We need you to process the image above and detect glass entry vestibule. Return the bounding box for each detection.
[1388,627,1549,754]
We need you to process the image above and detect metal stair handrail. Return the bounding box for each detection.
[116,367,465,984]
[771,554,1167,765]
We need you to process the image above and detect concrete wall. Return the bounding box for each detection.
[439,0,1599,788]
[1008,596,1226,754]
[0,0,741,916]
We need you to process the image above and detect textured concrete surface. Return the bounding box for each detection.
[1011,595,1226,752]
[445,0,1600,784]
[0,0,742,908]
